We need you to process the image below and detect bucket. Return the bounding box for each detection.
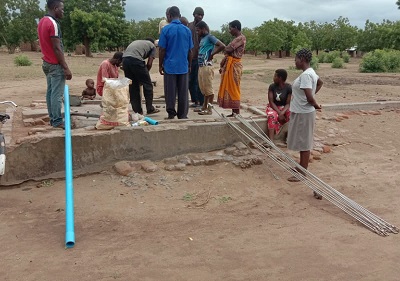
[69,95,82,106]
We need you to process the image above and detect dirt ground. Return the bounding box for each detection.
[0,52,399,281]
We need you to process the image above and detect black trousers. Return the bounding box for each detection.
[122,57,154,114]
[164,73,189,119]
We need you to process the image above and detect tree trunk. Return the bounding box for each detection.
[279,50,282,58]
[267,51,270,59]
[83,36,92,57]
[285,50,290,57]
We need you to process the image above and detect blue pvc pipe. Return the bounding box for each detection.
[64,85,75,248]
[143,116,158,125]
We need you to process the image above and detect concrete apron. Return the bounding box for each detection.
[0,107,267,186]
[1,100,399,186]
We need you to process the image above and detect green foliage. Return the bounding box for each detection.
[331,57,344,68]
[323,51,341,63]
[256,19,287,58]
[311,56,319,70]
[14,54,32,66]
[0,0,43,53]
[342,52,350,63]
[62,0,127,55]
[128,18,161,43]
[291,30,312,53]
[359,49,400,73]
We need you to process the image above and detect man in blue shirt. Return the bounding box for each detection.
[158,6,193,119]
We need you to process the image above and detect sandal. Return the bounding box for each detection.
[287,176,300,182]
[147,108,160,115]
[198,110,212,115]
[194,108,205,112]
[313,191,323,200]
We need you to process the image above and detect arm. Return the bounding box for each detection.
[158,47,166,75]
[187,49,193,72]
[51,37,72,80]
[147,57,154,71]
[316,77,323,94]
[209,40,226,62]
[304,88,321,109]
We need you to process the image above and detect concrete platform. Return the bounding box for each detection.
[2,99,399,186]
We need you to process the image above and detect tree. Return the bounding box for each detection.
[256,19,287,58]
[302,21,326,54]
[241,27,261,55]
[128,18,162,43]
[63,0,126,55]
[0,0,43,53]
[331,17,358,51]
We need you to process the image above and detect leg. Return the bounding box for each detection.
[164,74,177,118]
[176,73,189,119]
[134,61,155,113]
[48,64,65,127]
[188,59,198,104]
[123,58,143,114]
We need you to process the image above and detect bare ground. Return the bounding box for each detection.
[0,52,399,281]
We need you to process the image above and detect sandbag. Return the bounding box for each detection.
[95,77,131,130]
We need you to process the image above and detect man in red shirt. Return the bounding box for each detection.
[37,0,72,129]
[96,52,123,96]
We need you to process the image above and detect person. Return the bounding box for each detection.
[37,0,72,129]
[180,16,189,27]
[266,69,292,140]
[158,6,193,119]
[82,78,96,100]
[158,7,170,34]
[217,20,246,117]
[195,21,226,115]
[188,7,205,108]
[96,52,123,97]
[122,38,160,115]
[286,48,323,199]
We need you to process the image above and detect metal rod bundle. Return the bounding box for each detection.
[211,105,399,236]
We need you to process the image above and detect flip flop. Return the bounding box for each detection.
[313,191,323,200]
[287,176,300,182]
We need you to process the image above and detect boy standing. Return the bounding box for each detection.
[195,21,226,115]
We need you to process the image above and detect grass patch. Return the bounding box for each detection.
[14,55,32,66]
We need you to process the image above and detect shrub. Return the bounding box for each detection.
[323,51,341,63]
[317,52,326,63]
[341,52,350,63]
[359,49,400,73]
[311,56,319,70]
[14,55,32,66]
[331,57,344,68]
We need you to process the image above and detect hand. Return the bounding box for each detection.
[278,113,286,124]
[314,104,322,110]
[159,66,164,75]
[64,68,72,80]
[219,68,222,74]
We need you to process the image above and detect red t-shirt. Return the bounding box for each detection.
[96,60,120,96]
[37,15,62,64]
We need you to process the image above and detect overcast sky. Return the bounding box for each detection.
[42,0,399,30]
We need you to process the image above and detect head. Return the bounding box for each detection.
[193,7,204,23]
[165,7,171,23]
[86,79,95,89]
[47,0,64,19]
[110,51,123,67]
[167,6,180,22]
[273,69,288,85]
[229,20,241,36]
[295,48,312,70]
[180,16,189,27]
[145,37,155,44]
[196,21,209,37]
